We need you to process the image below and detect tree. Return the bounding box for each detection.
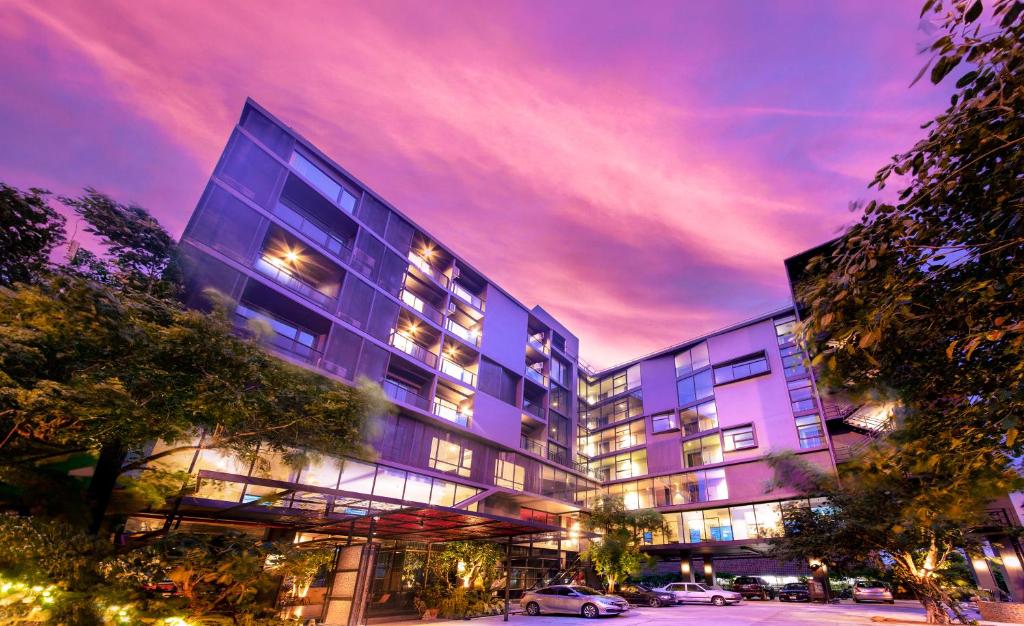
[0,184,66,287]
[789,2,1024,621]
[0,276,385,532]
[582,495,669,591]
[767,447,1019,624]
[428,541,504,591]
[61,188,181,295]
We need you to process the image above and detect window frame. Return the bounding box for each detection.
[722,424,757,452]
[712,351,770,385]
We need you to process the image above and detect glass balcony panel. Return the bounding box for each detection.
[270,202,353,264]
[432,397,470,427]
[253,256,335,308]
[389,331,438,368]
[445,318,481,346]
[234,304,322,365]
[407,251,449,287]
[527,335,550,355]
[440,357,477,386]
[382,379,430,410]
[400,288,443,324]
[525,367,548,387]
[451,282,483,310]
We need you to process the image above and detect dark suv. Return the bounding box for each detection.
[731,576,776,600]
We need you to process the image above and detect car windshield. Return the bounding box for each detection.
[573,586,605,596]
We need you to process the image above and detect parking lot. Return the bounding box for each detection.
[385,600,1002,626]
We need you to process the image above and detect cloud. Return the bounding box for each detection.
[0,0,948,367]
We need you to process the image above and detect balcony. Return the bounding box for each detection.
[440,357,477,386]
[523,399,545,419]
[253,256,336,308]
[271,202,353,265]
[527,335,550,356]
[445,318,481,347]
[451,282,483,311]
[400,288,444,325]
[525,367,548,388]
[408,251,449,288]
[389,331,438,368]
[432,397,470,427]
[235,304,322,365]
[382,379,430,410]
[520,435,546,457]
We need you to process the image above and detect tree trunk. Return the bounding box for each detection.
[918,593,952,625]
[87,440,126,535]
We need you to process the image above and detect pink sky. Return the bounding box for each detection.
[0,1,949,368]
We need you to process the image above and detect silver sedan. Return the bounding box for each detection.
[521,584,631,618]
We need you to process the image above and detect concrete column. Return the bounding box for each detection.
[993,537,1024,602]
[321,543,379,626]
[702,558,715,586]
[680,556,693,582]
[969,547,1002,598]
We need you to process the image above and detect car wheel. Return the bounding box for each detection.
[648,597,662,608]
[712,596,726,607]
[581,603,599,618]
[854,598,862,604]
[525,602,541,616]
[886,600,895,604]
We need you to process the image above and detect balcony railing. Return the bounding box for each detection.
[400,288,444,324]
[440,357,477,386]
[389,331,438,368]
[382,379,430,410]
[253,256,336,308]
[234,305,321,365]
[525,367,548,387]
[445,318,481,346]
[527,335,550,355]
[432,397,470,427]
[523,400,545,419]
[520,435,546,457]
[451,282,483,310]
[271,201,353,264]
[407,252,449,288]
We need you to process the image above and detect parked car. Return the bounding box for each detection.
[731,576,776,600]
[654,582,742,606]
[778,582,811,602]
[615,583,677,607]
[852,580,894,604]
[521,585,631,618]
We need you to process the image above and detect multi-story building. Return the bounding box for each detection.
[154,98,894,620]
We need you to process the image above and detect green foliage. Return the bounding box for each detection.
[0,184,66,287]
[61,188,181,295]
[582,495,670,591]
[0,276,382,491]
[429,541,504,591]
[789,3,1024,621]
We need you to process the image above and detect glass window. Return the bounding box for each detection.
[626,364,642,390]
[403,472,433,503]
[429,437,472,478]
[429,479,457,507]
[651,411,678,434]
[241,107,293,158]
[683,510,704,543]
[703,508,733,541]
[722,425,756,451]
[796,414,825,448]
[338,460,377,494]
[298,456,342,489]
[190,185,264,262]
[290,152,342,204]
[713,352,769,384]
[788,378,817,412]
[729,505,756,541]
[684,435,723,468]
[754,502,784,537]
[674,342,710,377]
[774,315,797,345]
[782,353,808,378]
[698,468,728,501]
[217,131,285,208]
[495,454,525,490]
[372,467,407,499]
[681,401,718,435]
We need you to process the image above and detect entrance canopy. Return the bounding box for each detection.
[146,469,589,543]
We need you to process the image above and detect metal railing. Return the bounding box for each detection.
[527,335,550,355]
[389,331,438,368]
[523,400,545,419]
[525,367,548,387]
[432,397,470,427]
[234,307,322,365]
[400,288,444,324]
[445,318,481,346]
[253,257,336,308]
[271,201,353,264]
[451,282,483,310]
[407,252,449,288]
[440,357,477,386]
[382,379,430,410]
[520,435,546,456]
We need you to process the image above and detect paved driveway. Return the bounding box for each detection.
[391,600,1000,626]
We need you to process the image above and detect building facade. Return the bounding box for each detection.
[164,99,902,616]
